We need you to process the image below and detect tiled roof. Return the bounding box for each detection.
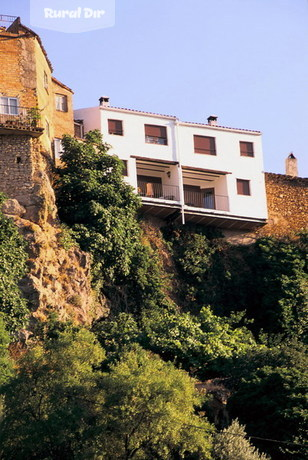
[52,77,74,94]
[102,105,261,133]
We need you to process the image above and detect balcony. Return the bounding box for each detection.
[137,181,180,201]
[184,190,229,212]
[0,105,43,136]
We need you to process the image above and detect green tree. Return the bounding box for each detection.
[0,327,105,459]
[56,131,166,313]
[228,342,308,459]
[96,346,214,459]
[95,307,257,377]
[213,419,270,460]
[0,194,28,331]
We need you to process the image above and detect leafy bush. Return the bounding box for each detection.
[213,419,270,459]
[227,341,308,459]
[0,194,28,331]
[56,131,167,313]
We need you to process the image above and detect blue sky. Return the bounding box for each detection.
[2,0,307,176]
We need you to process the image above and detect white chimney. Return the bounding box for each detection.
[285,153,298,177]
[207,115,218,126]
[99,96,110,107]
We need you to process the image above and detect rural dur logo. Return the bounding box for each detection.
[30,0,115,33]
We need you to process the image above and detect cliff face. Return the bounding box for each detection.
[1,134,105,327]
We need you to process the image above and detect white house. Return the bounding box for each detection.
[74,98,268,230]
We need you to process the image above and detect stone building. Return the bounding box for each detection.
[0,15,99,325]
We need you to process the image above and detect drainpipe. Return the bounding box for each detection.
[174,118,185,225]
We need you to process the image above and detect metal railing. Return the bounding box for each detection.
[137,181,180,201]
[0,105,42,131]
[184,190,229,211]
[145,135,168,145]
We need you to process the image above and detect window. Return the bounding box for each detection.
[121,160,128,176]
[194,135,216,155]
[237,179,250,196]
[0,97,18,115]
[54,138,63,159]
[55,94,68,112]
[145,124,167,145]
[74,120,84,138]
[44,71,49,91]
[108,119,123,135]
[240,141,254,157]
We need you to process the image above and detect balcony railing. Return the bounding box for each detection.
[137,181,180,201]
[0,105,42,132]
[184,190,229,211]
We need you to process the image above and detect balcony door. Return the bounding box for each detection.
[204,188,215,209]
[137,175,163,198]
[184,185,215,209]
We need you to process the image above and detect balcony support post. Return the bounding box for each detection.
[174,119,185,225]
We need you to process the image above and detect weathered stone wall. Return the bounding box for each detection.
[0,32,37,108]
[0,134,56,223]
[256,173,307,237]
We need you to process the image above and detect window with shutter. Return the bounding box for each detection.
[144,124,168,145]
[55,94,68,112]
[237,179,251,195]
[108,119,123,135]
[194,135,216,155]
[240,141,254,157]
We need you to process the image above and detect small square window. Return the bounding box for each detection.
[237,179,251,196]
[108,119,123,135]
[145,124,167,145]
[240,141,254,157]
[194,135,216,155]
[55,94,68,112]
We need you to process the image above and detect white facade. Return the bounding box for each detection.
[74,102,268,229]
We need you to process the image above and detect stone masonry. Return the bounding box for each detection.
[256,173,308,237]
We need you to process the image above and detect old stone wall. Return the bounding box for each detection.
[0,32,37,108]
[0,134,56,223]
[256,173,307,237]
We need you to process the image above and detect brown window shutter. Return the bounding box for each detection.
[145,124,167,138]
[194,135,216,155]
[240,141,254,157]
[237,179,250,195]
[108,119,123,135]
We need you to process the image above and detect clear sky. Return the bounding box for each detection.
[2,0,308,176]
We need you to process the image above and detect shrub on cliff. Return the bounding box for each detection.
[0,194,28,331]
[55,131,166,313]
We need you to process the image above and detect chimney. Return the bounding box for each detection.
[285,153,298,177]
[207,115,218,126]
[99,96,110,107]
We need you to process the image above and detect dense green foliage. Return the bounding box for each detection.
[227,341,308,460]
[98,345,213,459]
[0,194,28,331]
[0,327,213,459]
[165,226,308,340]
[0,327,105,459]
[0,315,13,387]
[56,132,166,313]
[94,308,257,377]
